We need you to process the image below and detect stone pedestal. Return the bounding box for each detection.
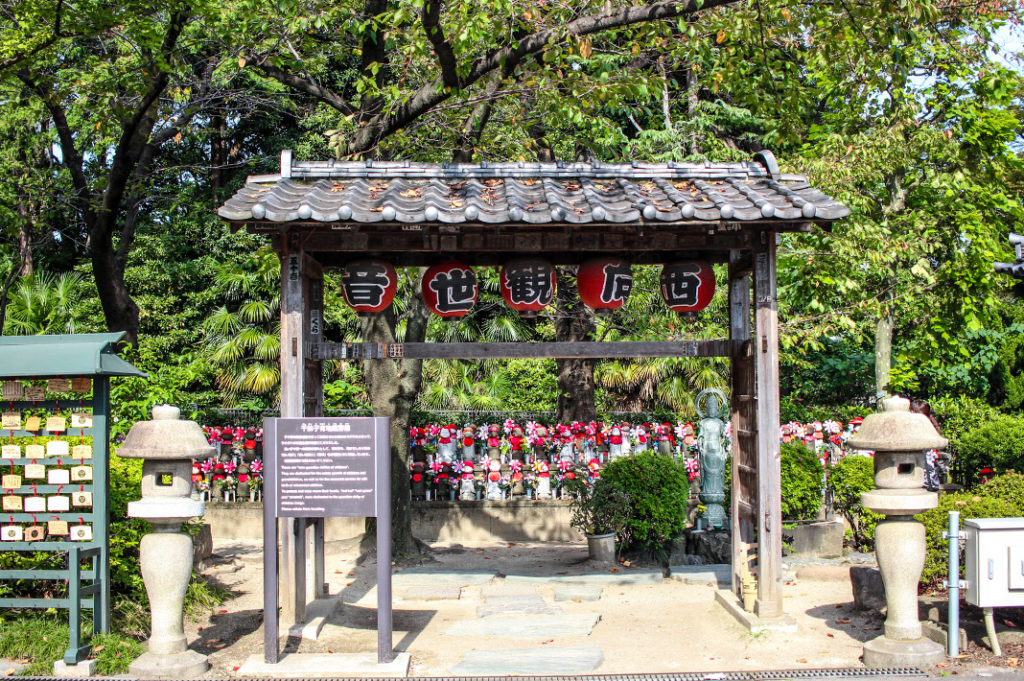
[849,397,946,669]
[118,405,213,678]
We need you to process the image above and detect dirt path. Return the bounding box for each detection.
[186,538,889,676]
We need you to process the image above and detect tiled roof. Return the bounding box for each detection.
[217,151,849,226]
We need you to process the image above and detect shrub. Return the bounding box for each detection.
[598,453,690,558]
[780,442,824,520]
[973,472,1024,515]
[827,454,881,552]
[918,491,1019,587]
[955,415,1024,484]
[565,476,631,537]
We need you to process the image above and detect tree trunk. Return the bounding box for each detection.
[360,279,429,557]
[91,244,140,345]
[874,311,894,402]
[555,267,597,422]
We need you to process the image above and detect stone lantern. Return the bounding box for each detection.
[117,405,213,677]
[848,396,945,668]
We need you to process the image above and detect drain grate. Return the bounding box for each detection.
[19,669,928,681]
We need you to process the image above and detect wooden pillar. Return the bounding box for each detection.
[753,231,783,617]
[728,250,757,595]
[278,235,325,625]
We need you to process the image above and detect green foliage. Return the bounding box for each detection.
[597,453,690,558]
[565,476,631,537]
[4,271,91,335]
[954,415,1024,484]
[780,398,873,425]
[779,442,824,520]
[0,611,144,675]
[826,454,880,552]
[918,491,1019,587]
[974,472,1024,514]
[930,395,1001,445]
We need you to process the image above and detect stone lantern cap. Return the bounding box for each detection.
[118,404,216,460]
[847,396,947,452]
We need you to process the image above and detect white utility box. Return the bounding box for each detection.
[964,517,1024,608]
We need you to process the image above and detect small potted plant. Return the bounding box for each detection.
[248,475,262,502]
[566,476,630,563]
[217,474,237,502]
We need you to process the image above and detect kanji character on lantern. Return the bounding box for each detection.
[423,261,477,317]
[500,258,555,317]
[577,259,633,313]
[340,260,397,314]
[660,262,715,313]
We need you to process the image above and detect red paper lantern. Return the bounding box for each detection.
[660,262,715,313]
[577,259,633,313]
[340,260,397,314]
[422,261,478,318]
[500,258,555,318]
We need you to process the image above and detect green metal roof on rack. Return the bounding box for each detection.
[0,332,146,378]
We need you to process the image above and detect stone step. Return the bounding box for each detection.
[403,585,462,600]
[554,585,603,602]
[503,570,663,586]
[668,563,731,585]
[391,569,497,586]
[445,613,601,638]
[480,583,539,598]
[478,594,561,617]
[452,646,603,675]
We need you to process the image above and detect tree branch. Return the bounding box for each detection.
[17,71,95,225]
[421,0,460,88]
[343,0,738,156]
[248,57,355,114]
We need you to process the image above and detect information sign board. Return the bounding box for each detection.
[270,417,386,518]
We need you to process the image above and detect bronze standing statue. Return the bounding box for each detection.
[696,389,728,530]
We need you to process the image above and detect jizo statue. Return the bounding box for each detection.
[696,389,728,530]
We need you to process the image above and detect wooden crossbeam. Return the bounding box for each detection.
[312,339,750,360]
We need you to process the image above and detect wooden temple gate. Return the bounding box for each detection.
[218,150,849,627]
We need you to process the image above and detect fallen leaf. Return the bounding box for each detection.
[796,658,808,664]
[5,668,15,676]
[1008,658,1019,667]
[232,666,241,672]
[218,609,228,614]
[92,646,105,653]
[198,627,203,631]
[208,639,222,645]
[622,560,631,567]
[335,570,345,574]
[826,633,835,638]
[835,618,851,624]
[937,663,948,668]
[507,542,515,547]
[609,568,619,573]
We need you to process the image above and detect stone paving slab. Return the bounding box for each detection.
[480,583,539,598]
[795,565,852,582]
[403,585,462,600]
[237,652,411,678]
[1,660,25,677]
[554,585,603,602]
[452,646,603,675]
[391,569,497,586]
[668,563,731,585]
[503,570,662,586]
[445,613,601,638]
[477,594,562,617]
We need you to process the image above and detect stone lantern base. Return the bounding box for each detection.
[863,636,944,669]
[130,649,210,678]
